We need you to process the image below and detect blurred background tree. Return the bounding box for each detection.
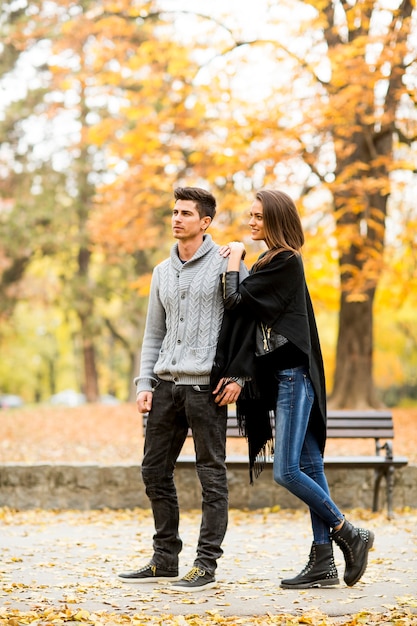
[0,0,416,407]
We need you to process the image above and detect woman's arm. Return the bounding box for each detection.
[221,242,246,309]
[227,242,246,270]
[213,377,242,406]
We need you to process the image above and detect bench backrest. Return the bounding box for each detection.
[143,408,394,440]
[326,410,394,439]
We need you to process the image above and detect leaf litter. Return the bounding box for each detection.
[1,507,417,626]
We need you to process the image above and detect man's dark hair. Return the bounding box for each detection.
[174,187,216,219]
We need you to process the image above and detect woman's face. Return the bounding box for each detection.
[248,199,265,241]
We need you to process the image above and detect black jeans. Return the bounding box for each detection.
[141,379,228,574]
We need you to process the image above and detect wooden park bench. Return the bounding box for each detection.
[324,410,408,518]
[143,408,408,518]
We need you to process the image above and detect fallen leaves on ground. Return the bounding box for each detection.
[0,405,416,464]
[1,406,416,626]
[0,606,416,626]
[1,508,417,626]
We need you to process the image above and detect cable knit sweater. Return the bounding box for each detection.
[135,235,247,393]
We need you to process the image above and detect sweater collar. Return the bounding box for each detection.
[171,234,215,268]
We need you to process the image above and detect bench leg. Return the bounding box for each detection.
[373,467,395,519]
[385,466,395,520]
[372,468,383,513]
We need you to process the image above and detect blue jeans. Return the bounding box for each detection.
[141,379,228,574]
[273,366,344,544]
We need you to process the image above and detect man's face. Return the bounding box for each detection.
[172,199,210,241]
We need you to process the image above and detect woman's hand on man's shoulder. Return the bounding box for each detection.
[219,242,246,259]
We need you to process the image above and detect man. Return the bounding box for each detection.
[118,187,246,591]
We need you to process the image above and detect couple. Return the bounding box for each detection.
[118,186,374,592]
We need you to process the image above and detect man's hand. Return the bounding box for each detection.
[137,391,153,414]
[213,378,242,407]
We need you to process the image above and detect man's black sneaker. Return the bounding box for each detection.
[171,567,216,592]
[118,561,179,583]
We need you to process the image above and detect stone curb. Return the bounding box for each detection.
[0,462,416,511]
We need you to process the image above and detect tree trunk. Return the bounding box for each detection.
[329,291,382,409]
[75,82,100,403]
[81,330,99,402]
[76,247,100,403]
[320,0,412,407]
[328,120,390,408]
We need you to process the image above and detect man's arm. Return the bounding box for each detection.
[134,267,166,413]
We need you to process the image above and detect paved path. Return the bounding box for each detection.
[1,507,416,622]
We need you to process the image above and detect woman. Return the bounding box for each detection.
[213,189,374,589]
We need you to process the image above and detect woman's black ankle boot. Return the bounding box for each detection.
[280,542,339,589]
[331,519,374,586]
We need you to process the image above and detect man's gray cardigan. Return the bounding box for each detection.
[135,234,248,394]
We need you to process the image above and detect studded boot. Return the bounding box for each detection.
[280,542,339,589]
[331,519,374,586]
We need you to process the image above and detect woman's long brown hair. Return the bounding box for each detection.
[252,189,304,272]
